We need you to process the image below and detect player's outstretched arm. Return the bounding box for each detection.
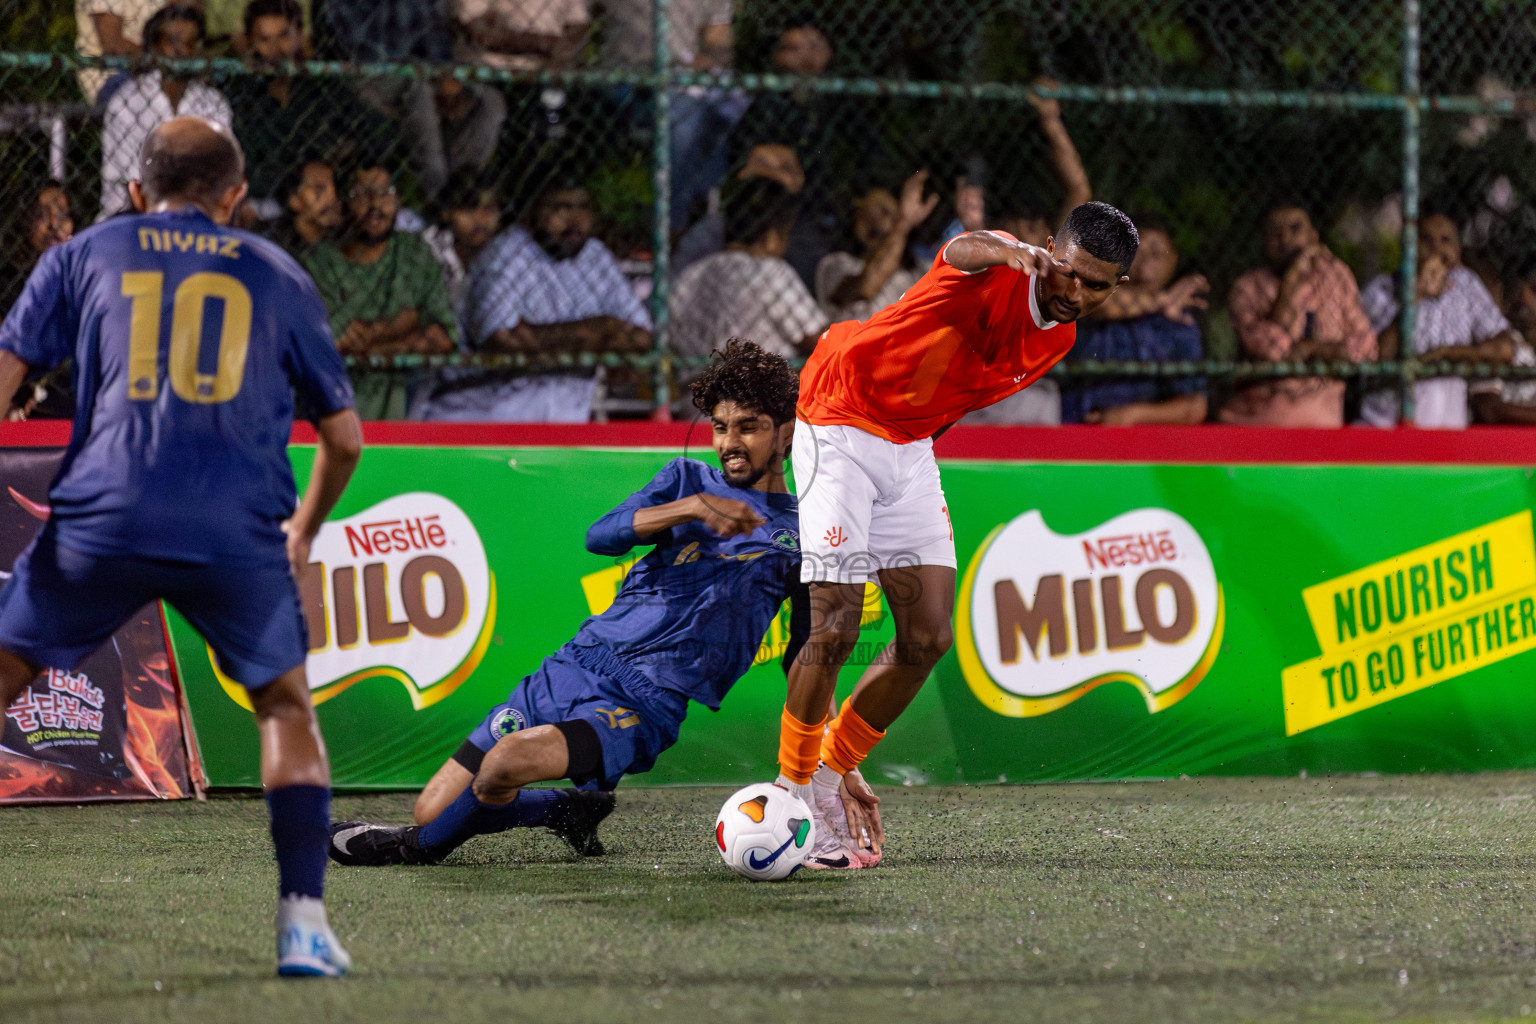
[0,351,31,416]
[944,231,1066,277]
[283,409,363,577]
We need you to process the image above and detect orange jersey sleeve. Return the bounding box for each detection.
[797,238,1077,442]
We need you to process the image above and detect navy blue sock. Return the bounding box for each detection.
[266,785,330,900]
[418,787,567,856]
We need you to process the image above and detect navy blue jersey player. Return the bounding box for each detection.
[330,339,883,867]
[0,119,363,977]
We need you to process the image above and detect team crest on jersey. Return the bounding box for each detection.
[213,493,496,713]
[956,508,1223,718]
[771,528,800,553]
[490,707,526,738]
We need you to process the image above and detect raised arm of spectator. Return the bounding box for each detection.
[91,11,144,56]
[829,172,938,307]
[1027,78,1092,224]
[1228,271,1297,360]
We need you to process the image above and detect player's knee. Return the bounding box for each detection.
[249,667,316,724]
[472,726,557,800]
[413,788,448,826]
[808,617,862,652]
[895,622,953,667]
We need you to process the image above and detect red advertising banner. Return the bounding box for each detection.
[0,447,197,804]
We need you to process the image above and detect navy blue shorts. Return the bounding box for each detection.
[0,527,308,690]
[466,645,684,791]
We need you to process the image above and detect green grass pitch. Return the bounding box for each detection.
[5,774,1536,1023]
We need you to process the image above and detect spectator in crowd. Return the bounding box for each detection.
[671,178,828,376]
[227,0,390,206]
[1471,259,1536,424]
[914,80,1093,264]
[99,4,233,221]
[315,0,504,199]
[200,0,309,49]
[2,181,76,421]
[727,14,875,286]
[672,141,804,277]
[600,0,742,231]
[303,162,457,418]
[263,155,341,257]
[1219,199,1376,428]
[422,168,501,322]
[815,170,937,323]
[1358,212,1519,429]
[1,181,74,315]
[414,177,652,422]
[1060,213,1209,425]
[75,0,159,106]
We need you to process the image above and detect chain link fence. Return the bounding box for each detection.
[0,0,1534,424]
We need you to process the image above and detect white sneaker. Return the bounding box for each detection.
[277,895,352,978]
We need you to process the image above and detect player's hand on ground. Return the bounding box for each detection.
[900,170,940,230]
[840,768,885,854]
[689,494,766,538]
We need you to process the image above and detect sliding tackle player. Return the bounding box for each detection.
[330,339,882,868]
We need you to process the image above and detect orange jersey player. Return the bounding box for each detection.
[779,201,1139,869]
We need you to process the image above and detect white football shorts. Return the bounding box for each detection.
[791,420,957,585]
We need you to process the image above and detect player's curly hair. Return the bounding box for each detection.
[689,338,799,425]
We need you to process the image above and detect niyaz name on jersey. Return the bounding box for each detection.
[137,229,242,258]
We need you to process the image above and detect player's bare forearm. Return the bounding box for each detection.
[944,231,1056,275]
[631,496,707,541]
[633,494,764,542]
[287,409,363,551]
[0,351,31,415]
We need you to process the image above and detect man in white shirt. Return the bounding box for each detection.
[671,178,828,385]
[75,0,160,105]
[415,179,652,422]
[1359,212,1519,428]
[99,5,232,220]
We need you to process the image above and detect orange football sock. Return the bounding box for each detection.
[778,706,826,785]
[820,698,887,776]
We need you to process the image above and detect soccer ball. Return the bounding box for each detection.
[714,782,816,881]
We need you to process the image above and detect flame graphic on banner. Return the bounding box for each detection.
[0,649,190,803]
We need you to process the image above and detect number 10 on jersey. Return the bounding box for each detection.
[121,271,253,404]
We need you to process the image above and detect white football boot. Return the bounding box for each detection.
[777,773,856,870]
[806,765,869,870]
[276,895,352,978]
